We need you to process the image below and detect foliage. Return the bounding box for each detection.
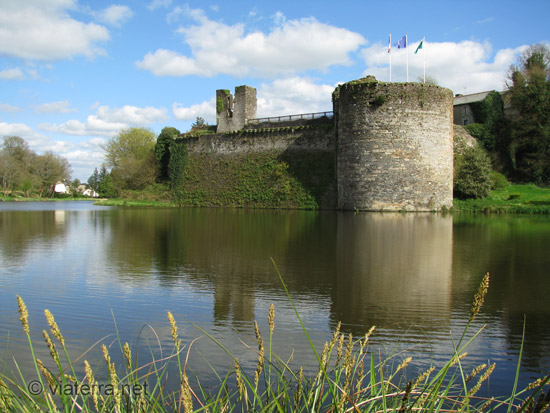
[31,151,72,197]
[506,44,550,183]
[155,127,180,181]
[102,127,157,191]
[453,183,550,214]
[3,273,549,412]
[454,145,493,199]
[0,136,43,195]
[465,123,493,150]
[176,152,334,209]
[490,171,509,190]
[191,117,206,128]
[98,172,118,198]
[168,140,187,203]
[87,167,101,191]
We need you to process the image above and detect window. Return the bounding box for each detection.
[463,106,468,115]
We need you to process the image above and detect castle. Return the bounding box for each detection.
[208,76,454,211]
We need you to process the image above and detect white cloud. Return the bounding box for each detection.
[0,102,22,112]
[257,77,334,117]
[136,8,365,78]
[34,100,77,114]
[362,40,526,94]
[0,122,37,138]
[172,77,334,124]
[39,104,169,137]
[93,5,133,27]
[0,0,109,60]
[0,68,25,80]
[148,0,173,11]
[172,98,215,123]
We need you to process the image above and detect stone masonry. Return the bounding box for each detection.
[334,77,454,211]
[203,76,454,211]
[216,86,257,133]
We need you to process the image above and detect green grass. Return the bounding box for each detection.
[1,269,549,412]
[94,198,176,207]
[453,183,550,214]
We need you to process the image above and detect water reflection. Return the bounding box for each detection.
[1,204,549,397]
[332,213,453,334]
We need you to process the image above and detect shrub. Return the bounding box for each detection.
[490,171,509,190]
[454,145,493,199]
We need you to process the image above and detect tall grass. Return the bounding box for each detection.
[1,270,549,412]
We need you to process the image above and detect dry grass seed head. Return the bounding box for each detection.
[167,311,181,349]
[123,342,132,370]
[465,363,487,384]
[268,304,275,334]
[42,330,59,362]
[336,333,345,366]
[468,363,495,397]
[412,366,435,389]
[37,359,56,387]
[449,352,468,367]
[181,373,193,413]
[17,295,29,335]
[294,367,303,411]
[44,309,65,347]
[470,273,490,321]
[85,360,100,409]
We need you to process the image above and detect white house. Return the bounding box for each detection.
[54,182,70,194]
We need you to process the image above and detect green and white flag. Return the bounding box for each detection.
[415,38,424,54]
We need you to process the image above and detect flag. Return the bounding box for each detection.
[395,35,407,49]
[415,38,424,54]
[388,34,391,53]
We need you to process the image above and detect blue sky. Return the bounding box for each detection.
[1,0,549,181]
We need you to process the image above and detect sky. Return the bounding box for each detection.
[1,0,549,181]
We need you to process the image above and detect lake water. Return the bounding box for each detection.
[0,201,549,399]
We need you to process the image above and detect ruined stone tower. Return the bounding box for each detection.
[216,85,257,133]
[333,76,454,211]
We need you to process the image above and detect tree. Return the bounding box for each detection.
[0,136,32,193]
[102,127,157,190]
[32,152,72,197]
[155,127,180,181]
[506,44,550,183]
[192,117,206,128]
[88,168,101,191]
[454,145,493,199]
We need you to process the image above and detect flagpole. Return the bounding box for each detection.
[389,33,392,82]
[406,34,409,82]
[423,37,426,83]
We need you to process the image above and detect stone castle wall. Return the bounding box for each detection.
[334,78,454,211]
[216,86,257,133]
[185,77,454,211]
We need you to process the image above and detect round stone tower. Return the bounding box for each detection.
[334,76,454,211]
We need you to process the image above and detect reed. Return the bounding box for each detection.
[1,271,549,412]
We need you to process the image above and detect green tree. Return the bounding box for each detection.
[32,152,72,197]
[88,168,100,191]
[507,44,550,183]
[0,136,33,193]
[102,127,157,190]
[454,145,493,199]
[155,127,180,181]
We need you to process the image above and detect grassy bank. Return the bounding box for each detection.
[1,270,549,412]
[0,195,93,202]
[453,183,550,214]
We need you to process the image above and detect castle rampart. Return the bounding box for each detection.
[334,77,454,211]
[181,76,454,211]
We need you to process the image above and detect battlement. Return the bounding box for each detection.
[216,86,257,133]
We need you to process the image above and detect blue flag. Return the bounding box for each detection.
[395,35,407,49]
